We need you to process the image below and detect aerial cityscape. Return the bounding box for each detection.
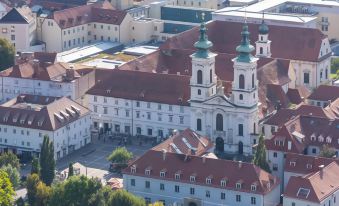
[0,0,338,205]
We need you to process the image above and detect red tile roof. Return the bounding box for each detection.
[284,162,339,203]
[0,94,90,131]
[161,21,327,62]
[86,69,191,106]
[123,150,280,195]
[152,128,214,156]
[284,153,338,174]
[286,86,310,105]
[308,85,339,102]
[50,3,125,29]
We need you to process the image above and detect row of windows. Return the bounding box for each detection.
[62,24,118,36]
[131,179,257,204]
[196,114,246,135]
[93,96,185,113]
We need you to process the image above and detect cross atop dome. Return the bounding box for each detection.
[192,13,214,59]
[235,23,255,63]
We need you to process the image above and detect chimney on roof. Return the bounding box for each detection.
[162,149,167,161]
[65,65,75,81]
[33,59,40,75]
[114,65,119,69]
[319,165,324,178]
[238,161,242,168]
[202,156,206,163]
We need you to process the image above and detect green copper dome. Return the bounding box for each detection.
[193,21,213,58]
[259,20,269,35]
[236,24,255,63]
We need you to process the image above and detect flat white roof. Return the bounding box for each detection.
[57,42,122,63]
[213,9,317,23]
[81,59,125,69]
[123,45,158,56]
[242,0,339,12]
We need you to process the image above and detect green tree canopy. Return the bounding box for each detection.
[26,173,40,206]
[107,147,133,172]
[88,186,113,206]
[0,164,20,188]
[0,170,15,206]
[40,135,55,186]
[0,38,15,71]
[49,175,102,206]
[68,162,74,178]
[108,189,145,206]
[35,181,52,206]
[0,152,20,169]
[31,157,40,175]
[253,134,271,173]
[320,144,336,158]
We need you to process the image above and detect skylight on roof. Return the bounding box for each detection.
[297,188,310,198]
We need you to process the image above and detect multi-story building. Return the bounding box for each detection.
[38,3,132,52]
[0,94,91,159]
[87,20,261,155]
[123,149,281,206]
[284,161,339,206]
[307,85,339,108]
[0,52,95,103]
[0,7,44,52]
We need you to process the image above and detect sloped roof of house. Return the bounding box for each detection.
[152,128,214,156]
[308,85,339,102]
[0,7,30,24]
[123,150,280,195]
[0,94,90,131]
[161,21,327,62]
[284,162,339,203]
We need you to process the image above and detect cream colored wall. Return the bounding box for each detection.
[130,19,164,43]
[41,19,62,52]
[119,14,133,44]
[169,0,219,9]
[316,12,339,41]
[62,25,89,51]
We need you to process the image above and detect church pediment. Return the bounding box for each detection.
[202,95,235,108]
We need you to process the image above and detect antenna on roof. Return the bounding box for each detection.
[244,7,247,23]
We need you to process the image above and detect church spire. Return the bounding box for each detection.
[236,23,255,63]
[193,13,213,58]
[259,12,269,35]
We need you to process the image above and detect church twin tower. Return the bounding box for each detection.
[189,19,271,155]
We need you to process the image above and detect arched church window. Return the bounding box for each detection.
[239,94,243,100]
[252,74,255,88]
[253,123,256,134]
[239,74,245,89]
[260,47,263,54]
[216,113,223,131]
[198,89,201,95]
[260,36,263,41]
[325,68,328,79]
[197,70,203,84]
[210,69,212,83]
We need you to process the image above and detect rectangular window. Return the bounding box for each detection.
[147,112,151,120]
[197,119,202,131]
[147,128,152,136]
[147,102,151,108]
[145,181,150,189]
[174,185,180,193]
[190,187,195,195]
[160,183,165,191]
[236,195,241,202]
[169,115,173,122]
[136,101,140,107]
[206,191,210,198]
[131,179,136,186]
[103,107,108,114]
[251,197,256,205]
[126,110,130,117]
[158,104,162,110]
[221,192,226,200]
[179,116,184,124]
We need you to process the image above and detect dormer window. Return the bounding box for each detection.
[190,175,196,182]
[131,166,136,173]
[290,161,296,167]
[206,178,212,184]
[311,134,316,141]
[326,136,332,143]
[318,135,324,142]
[160,171,166,178]
[175,173,180,180]
[20,120,24,124]
[38,121,43,126]
[221,179,227,187]
[236,182,242,189]
[306,164,312,169]
[251,184,257,191]
[267,182,271,189]
[3,117,8,122]
[145,169,151,175]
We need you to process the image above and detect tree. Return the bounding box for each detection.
[27,174,40,206]
[49,175,102,206]
[320,145,336,158]
[88,186,113,206]
[253,134,271,173]
[31,157,40,175]
[0,38,15,71]
[35,181,52,206]
[0,152,20,169]
[68,162,74,178]
[0,164,20,188]
[149,202,164,206]
[107,147,133,172]
[40,135,55,186]
[0,170,15,206]
[108,189,145,206]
